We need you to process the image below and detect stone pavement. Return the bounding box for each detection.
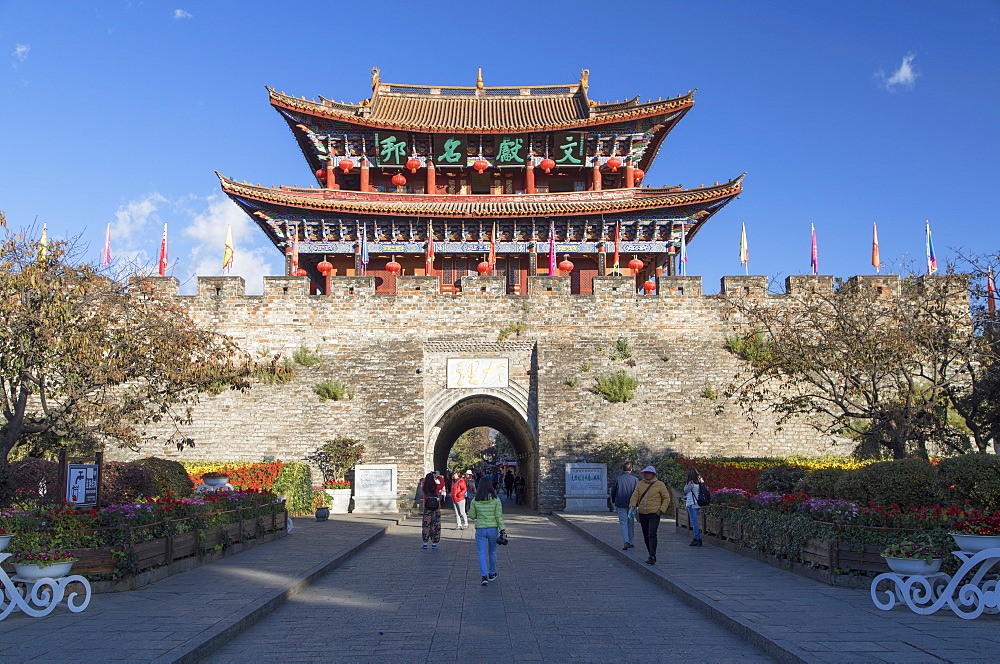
[204,509,771,663]
[558,512,1000,663]
[0,514,403,663]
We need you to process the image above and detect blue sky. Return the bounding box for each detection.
[1,1,997,294]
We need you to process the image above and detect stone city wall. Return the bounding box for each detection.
[117,273,950,511]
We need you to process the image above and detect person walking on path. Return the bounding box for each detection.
[468,476,506,586]
[450,471,469,530]
[464,470,477,513]
[610,462,639,550]
[421,471,443,549]
[683,467,706,547]
[629,465,671,565]
[504,469,515,499]
[514,474,526,505]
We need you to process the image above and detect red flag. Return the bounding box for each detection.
[810,223,818,275]
[613,221,620,271]
[291,223,299,270]
[158,223,168,276]
[872,222,880,274]
[488,222,497,268]
[988,269,997,314]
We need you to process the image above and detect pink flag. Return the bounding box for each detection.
[810,223,818,275]
[548,221,556,275]
[102,223,112,268]
[988,269,997,314]
[158,223,168,276]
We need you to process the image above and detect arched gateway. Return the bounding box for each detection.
[422,341,539,509]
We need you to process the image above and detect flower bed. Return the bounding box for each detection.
[0,491,287,587]
[676,489,993,585]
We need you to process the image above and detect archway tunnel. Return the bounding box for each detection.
[430,395,538,511]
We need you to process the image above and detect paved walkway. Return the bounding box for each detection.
[559,512,1000,663]
[204,511,770,663]
[0,515,402,663]
[2,507,1000,662]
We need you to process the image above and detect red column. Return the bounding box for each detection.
[625,160,635,188]
[326,161,339,190]
[525,160,536,194]
[360,157,371,192]
[426,160,436,194]
[592,165,602,191]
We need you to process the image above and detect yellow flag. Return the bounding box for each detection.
[222,224,234,272]
[39,223,48,259]
[871,222,880,274]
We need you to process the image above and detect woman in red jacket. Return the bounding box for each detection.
[450,471,469,530]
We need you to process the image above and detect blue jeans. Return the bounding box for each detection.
[688,506,702,540]
[616,507,634,545]
[475,527,499,576]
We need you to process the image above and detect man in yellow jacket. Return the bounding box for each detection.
[629,465,672,565]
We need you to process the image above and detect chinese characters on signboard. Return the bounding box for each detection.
[433,134,468,167]
[66,464,99,506]
[495,135,527,167]
[374,131,409,167]
[372,133,589,168]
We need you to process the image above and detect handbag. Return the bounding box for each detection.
[424,495,439,510]
[497,530,509,545]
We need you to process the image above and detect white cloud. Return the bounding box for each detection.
[181,196,277,295]
[173,9,192,19]
[876,53,919,92]
[111,192,168,266]
[11,44,29,67]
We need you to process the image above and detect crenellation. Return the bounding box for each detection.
[721,275,768,298]
[785,274,834,296]
[197,276,246,298]
[658,275,702,297]
[846,274,901,297]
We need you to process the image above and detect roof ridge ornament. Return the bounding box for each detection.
[476,68,484,90]
[580,69,589,89]
[371,67,380,90]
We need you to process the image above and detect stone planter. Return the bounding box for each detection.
[0,535,11,552]
[951,533,1000,553]
[14,560,75,580]
[202,476,230,487]
[883,556,943,575]
[325,488,352,514]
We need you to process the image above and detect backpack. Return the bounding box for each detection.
[696,483,712,507]
[424,495,440,510]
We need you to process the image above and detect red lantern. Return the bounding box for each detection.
[628,258,644,273]
[391,173,407,187]
[632,168,645,182]
[643,280,657,294]
[385,260,401,275]
[539,158,556,173]
[607,157,622,172]
[477,261,491,275]
[294,268,308,277]
[339,159,354,173]
[314,168,327,182]
[317,260,333,275]
[406,158,421,173]
[558,255,575,273]
[473,159,489,174]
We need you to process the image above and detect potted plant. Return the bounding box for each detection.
[9,546,78,580]
[306,438,365,514]
[951,517,1000,553]
[201,471,231,488]
[881,538,945,575]
[0,527,10,553]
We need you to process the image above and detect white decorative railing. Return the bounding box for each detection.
[0,552,92,620]
[871,548,1000,620]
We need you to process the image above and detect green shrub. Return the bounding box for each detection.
[654,455,686,491]
[756,464,806,493]
[857,458,940,507]
[271,461,314,516]
[611,336,633,360]
[724,330,772,367]
[313,379,353,401]
[798,468,846,498]
[591,370,638,403]
[937,453,1000,511]
[293,346,322,367]
[132,457,193,498]
[833,468,871,504]
[497,323,526,342]
[304,438,365,483]
[101,461,156,505]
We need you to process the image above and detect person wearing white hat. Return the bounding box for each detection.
[628,465,672,565]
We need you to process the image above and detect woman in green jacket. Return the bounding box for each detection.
[468,476,506,586]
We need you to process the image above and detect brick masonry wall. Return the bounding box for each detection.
[121,273,937,512]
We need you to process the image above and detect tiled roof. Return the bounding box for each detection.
[268,87,695,133]
[217,173,743,219]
